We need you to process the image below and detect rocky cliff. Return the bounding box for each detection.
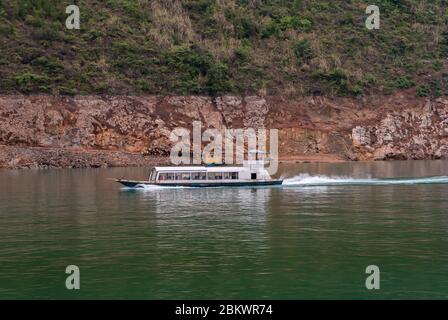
[352,99,448,161]
[0,93,447,169]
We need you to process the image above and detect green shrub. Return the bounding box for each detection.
[234,41,251,63]
[443,74,448,94]
[206,63,233,95]
[440,32,448,57]
[363,74,377,86]
[14,71,48,92]
[163,45,211,77]
[183,0,214,14]
[24,14,43,27]
[226,10,258,39]
[351,85,363,96]
[294,39,313,64]
[278,16,300,31]
[416,85,430,97]
[262,16,312,38]
[327,69,348,87]
[135,80,152,92]
[394,77,415,89]
[432,61,443,71]
[415,10,438,25]
[415,78,445,97]
[0,23,14,36]
[338,13,355,26]
[312,69,355,96]
[31,26,62,42]
[58,86,78,96]
[32,57,64,75]
[261,21,277,38]
[428,78,442,97]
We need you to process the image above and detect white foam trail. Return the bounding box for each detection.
[122,184,191,191]
[282,174,448,187]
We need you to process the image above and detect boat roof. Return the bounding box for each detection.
[249,149,268,154]
[154,166,246,172]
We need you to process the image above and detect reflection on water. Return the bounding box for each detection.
[0,161,448,299]
[145,187,272,217]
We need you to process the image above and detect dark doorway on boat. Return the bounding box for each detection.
[251,173,257,180]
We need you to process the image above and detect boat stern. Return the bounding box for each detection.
[114,179,143,188]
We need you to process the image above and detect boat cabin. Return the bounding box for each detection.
[150,160,272,184]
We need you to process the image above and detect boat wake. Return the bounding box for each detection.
[282,174,448,187]
[122,184,191,190]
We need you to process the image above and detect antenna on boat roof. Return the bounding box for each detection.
[248,149,270,161]
[249,149,268,154]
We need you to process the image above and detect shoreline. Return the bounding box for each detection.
[278,154,346,164]
[0,145,347,170]
[0,145,440,170]
[0,145,169,170]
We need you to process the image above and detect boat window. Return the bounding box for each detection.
[223,172,239,180]
[171,172,193,180]
[159,173,176,181]
[160,171,236,181]
[192,172,207,180]
[208,172,223,180]
[166,173,174,180]
[181,172,191,180]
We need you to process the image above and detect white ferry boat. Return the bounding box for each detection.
[115,153,283,188]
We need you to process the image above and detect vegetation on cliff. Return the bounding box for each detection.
[0,0,447,97]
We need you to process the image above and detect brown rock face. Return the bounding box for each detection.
[0,94,447,168]
[352,98,448,161]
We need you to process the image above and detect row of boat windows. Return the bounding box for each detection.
[158,172,239,181]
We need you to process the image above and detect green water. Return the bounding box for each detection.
[1,161,448,299]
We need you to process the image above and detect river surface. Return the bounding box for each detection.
[1,160,448,299]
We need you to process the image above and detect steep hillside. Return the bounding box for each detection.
[1,0,447,97]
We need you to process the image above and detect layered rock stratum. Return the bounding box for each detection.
[0,94,447,169]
